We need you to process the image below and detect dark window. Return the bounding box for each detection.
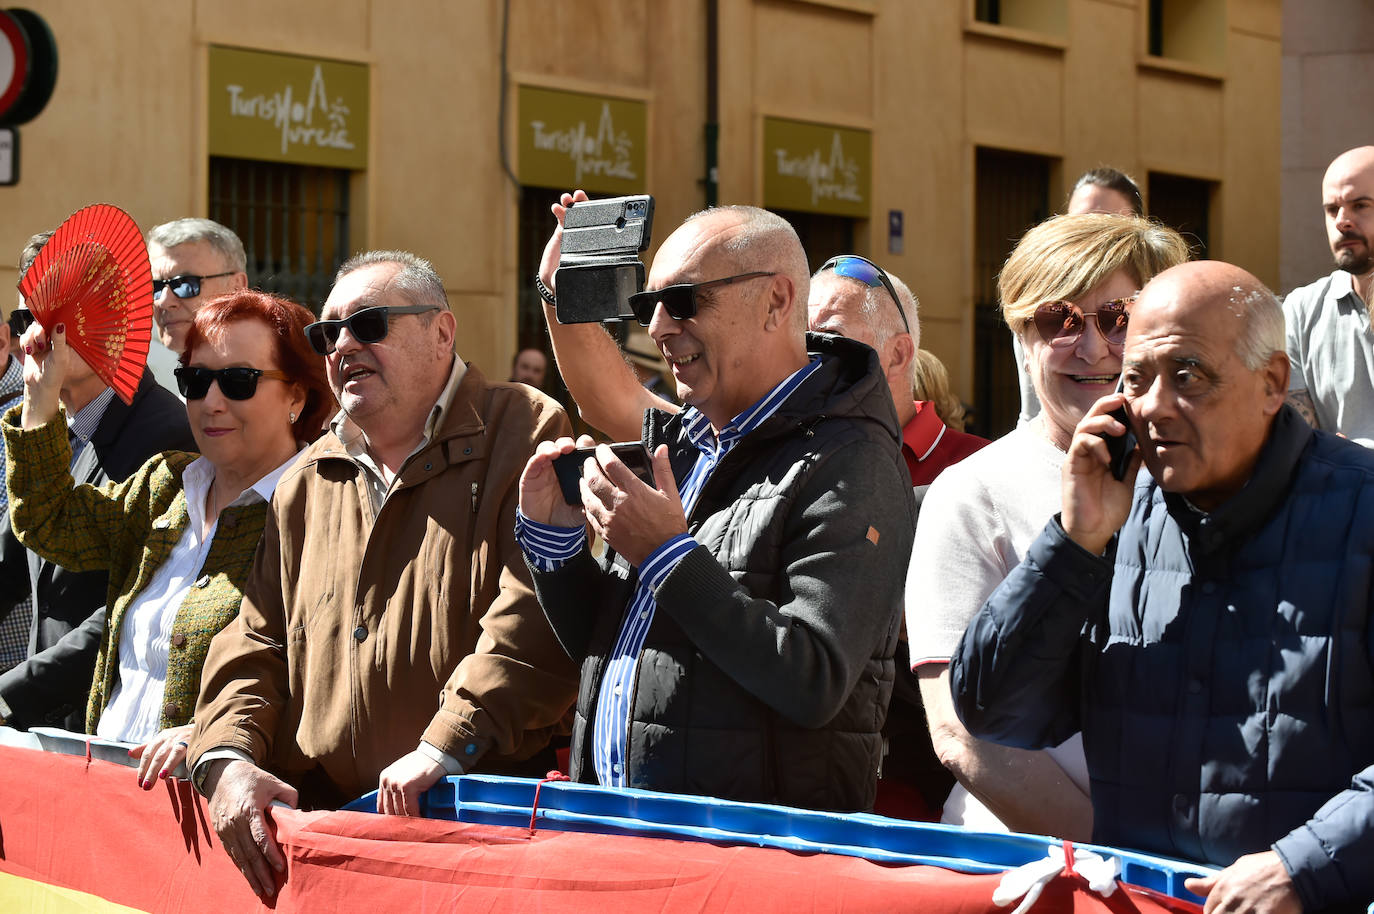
[976,0,1002,25]
[774,210,856,274]
[973,146,1051,439]
[208,156,350,312]
[1148,172,1212,259]
[518,185,592,422]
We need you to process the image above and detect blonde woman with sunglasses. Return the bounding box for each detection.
[905,214,1189,838]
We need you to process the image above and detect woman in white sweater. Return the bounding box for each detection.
[906,214,1189,838]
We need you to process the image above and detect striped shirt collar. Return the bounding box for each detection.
[0,354,22,401]
[679,357,821,455]
[68,387,117,445]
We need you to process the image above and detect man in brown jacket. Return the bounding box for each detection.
[189,251,578,898]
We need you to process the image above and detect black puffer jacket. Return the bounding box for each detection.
[533,333,916,813]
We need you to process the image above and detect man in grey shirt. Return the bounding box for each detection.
[1284,146,1374,445]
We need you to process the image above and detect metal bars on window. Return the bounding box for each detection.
[973,146,1050,439]
[208,156,351,312]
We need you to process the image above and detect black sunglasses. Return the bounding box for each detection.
[1032,296,1135,347]
[152,272,237,300]
[7,307,34,336]
[818,255,912,336]
[303,304,440,355]
[175,365,290,401]
[625,272,777,327]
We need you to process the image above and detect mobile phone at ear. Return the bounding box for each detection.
[551,442,653,506]
[1098,375,1138,482]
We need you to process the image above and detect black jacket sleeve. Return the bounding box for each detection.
[0,606,106,727]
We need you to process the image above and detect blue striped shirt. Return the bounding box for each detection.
[517,357,821,787]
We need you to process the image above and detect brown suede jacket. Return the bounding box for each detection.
[189,363,578,806]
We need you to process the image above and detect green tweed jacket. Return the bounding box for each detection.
[2,407,268,734]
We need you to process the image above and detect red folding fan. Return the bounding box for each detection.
[17,203,153,404]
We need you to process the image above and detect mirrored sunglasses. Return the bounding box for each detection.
[625,272,777,327]
[1032,296,1135,347]
[175,365,289,401]
[303,304,440,355]
[152,271,237,300]
[818,255,912,336]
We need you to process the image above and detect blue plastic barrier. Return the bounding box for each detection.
[346,774,1214,904]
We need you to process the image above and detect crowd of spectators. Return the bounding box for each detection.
[2,149,1373,911]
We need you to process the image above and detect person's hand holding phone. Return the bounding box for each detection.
[519,435,594,528]
[537,189,590,302]
[580,443,688,566]
[1062,393,1141,556]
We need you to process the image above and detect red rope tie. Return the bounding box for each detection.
[528,770,570,835]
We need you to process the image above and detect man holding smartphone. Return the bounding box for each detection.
[952,261,1374,912]
[516,203,915,813]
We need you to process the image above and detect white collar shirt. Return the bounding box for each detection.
[331,354,465,514]
[95,451,299,744]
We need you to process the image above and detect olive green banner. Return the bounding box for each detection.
[518,85,647,193]
[208,46,369,169]
[762,117,871,218]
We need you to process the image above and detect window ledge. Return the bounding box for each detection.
[1136,55,1225,83]
[964,20,1068,52]
[791,0,876,15]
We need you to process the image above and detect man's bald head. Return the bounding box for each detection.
[1133,261,1286,371]
[682,205,811,331]
[1321,146,1374,275]
[1124,261,1288,510]
[1323,146,1374,187]
[643,206,811,429]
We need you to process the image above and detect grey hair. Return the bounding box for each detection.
[335,250,450,311]
[19,230,53,277]
[146,218,247,272]
[876,271,920,350]
[808,262,921,350]
[685,205,810,330]
[1232,282,1286,370]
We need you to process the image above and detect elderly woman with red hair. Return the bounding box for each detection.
[5,291,332,786]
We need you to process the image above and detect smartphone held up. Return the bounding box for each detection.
[555,195,656,325]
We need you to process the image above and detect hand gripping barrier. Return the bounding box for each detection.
[346,773,1215,904]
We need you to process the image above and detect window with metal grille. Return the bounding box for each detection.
[973,146,1051,439]
[208,156,351,312]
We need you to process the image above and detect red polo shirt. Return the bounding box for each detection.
[902,400,989,486]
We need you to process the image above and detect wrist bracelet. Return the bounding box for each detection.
[535,275,556,305]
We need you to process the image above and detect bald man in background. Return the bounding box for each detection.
[1284,145,1374,445]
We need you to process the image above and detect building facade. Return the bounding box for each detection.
[2,0,1279,436]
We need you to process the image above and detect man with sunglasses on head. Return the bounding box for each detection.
[0,230,195,730]
[517,197,915,812]
[188,250,579,898]
[145,218,250,396]
[808,255,987,487]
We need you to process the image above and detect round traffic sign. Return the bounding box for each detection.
[0,10,30,120]
[2,9,56,125]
